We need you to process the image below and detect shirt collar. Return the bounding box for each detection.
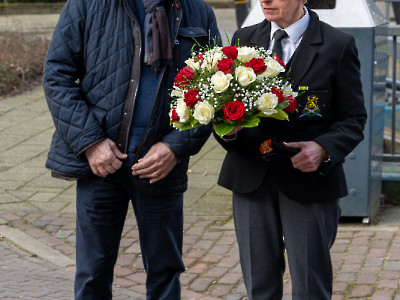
[270,7,310,44]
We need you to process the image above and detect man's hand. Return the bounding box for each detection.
[131,142,178,184]
[224,126,243,136]
[85,138,127,177]
[283,141,328,172]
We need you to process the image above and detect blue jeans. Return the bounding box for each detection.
[74,166,184,300]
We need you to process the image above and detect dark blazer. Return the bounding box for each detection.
[215,9,367,202]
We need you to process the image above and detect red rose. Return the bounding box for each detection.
[222,101,247,122]
[245,58,267,74]
[217,58,234,74]
[271,87,285,103]
[222,46,238,60]
[170,107,180,122]
[273,54,286,68]
[194,53,205,63]
[284,96,297,113]
[184,89,201,107]
[174,66,195,88]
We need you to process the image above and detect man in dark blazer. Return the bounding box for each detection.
[214,0,367,299]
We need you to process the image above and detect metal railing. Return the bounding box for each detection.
[375,0,400,20]
[375,0,400,160]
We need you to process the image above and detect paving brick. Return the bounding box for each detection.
[218,272,243,285]
[200,253,223,263]
[368,248,389,258]
[344,254,365,264]
[209,284,234,297]
[377,279,399,289]
[350,285,374,297]
[340,264,363,273]
[186,249,207,258]
[333,281,350,293]
[126,272,147,285]
[183,257,197,267]
[203,266,229,278]
[356,274,379,284]
[365,257,385,266]
[190,277,215,292]
[361,266,382,276]
[380,270,400,280]
[384,261,400,271]
[113,277,135,288]
[371,290,395,300]
[335,272,357,282]
[114,266,135,277]
[187,263,209,274]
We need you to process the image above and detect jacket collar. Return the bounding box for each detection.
[286,8,322,88]
[247,8,322,88]
[249,19,271,50]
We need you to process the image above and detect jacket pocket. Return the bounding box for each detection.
[295,91,329,120]
[176,26,208,68]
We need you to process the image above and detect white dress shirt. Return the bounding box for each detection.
[269,8,310,64]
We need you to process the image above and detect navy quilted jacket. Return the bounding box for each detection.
[43,0,221,195]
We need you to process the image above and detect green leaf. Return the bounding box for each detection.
[179,122,198,131]
[214,123,236,138]
[276,101,289,109]
[242,115,260,127]
[269,109,289,121]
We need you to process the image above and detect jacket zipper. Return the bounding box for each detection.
[120,0,142,153]
[134,3,183,160]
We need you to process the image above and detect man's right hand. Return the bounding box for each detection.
[85,138,127,177]
[224,126,243,136]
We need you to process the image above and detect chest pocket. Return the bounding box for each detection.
[175,26,208,69]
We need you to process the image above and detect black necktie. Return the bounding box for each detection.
[272,29,288,60]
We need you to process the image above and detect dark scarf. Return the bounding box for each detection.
[142,0,173,71]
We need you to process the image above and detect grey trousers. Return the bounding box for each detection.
[233,174,341,300]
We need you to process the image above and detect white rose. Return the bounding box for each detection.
[171,87,184,99]
[256,92,278,115]
[235,66,256,87]
[237,46,258,63]
[185,58,200,70]
[260,57,285,78]
[176,100,190,123]
[211,71,233,93]
[193,101,215,125]
[283,84,298,98]
[201,51,223,71]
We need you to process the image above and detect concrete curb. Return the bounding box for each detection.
[0,224,75,268]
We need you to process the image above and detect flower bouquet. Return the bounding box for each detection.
[169,45,298,137]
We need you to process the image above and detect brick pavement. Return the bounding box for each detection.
[1,86,400,299]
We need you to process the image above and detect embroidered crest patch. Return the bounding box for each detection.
[298,95,322,118]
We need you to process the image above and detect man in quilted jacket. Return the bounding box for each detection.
[43,0,220,299]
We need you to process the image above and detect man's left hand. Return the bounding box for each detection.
[283,141,328,172]
[131,142,178,184]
